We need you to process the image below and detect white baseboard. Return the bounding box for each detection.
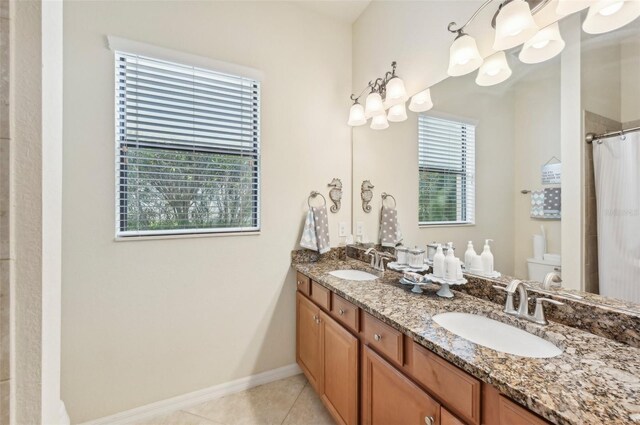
[80,363,302,425]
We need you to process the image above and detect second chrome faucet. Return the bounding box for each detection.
[494,280,564,325]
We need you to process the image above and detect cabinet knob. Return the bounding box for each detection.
[374,333,382,342]
[339,308,345,316]
[297,280,302,286]
[424,416,434,425]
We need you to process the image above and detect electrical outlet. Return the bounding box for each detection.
[339,222,347,237]
[356,221,364,236]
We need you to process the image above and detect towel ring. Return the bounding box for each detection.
[381,192,397,208]
[308,191,327,208]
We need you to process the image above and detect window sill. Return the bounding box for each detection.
[114,231,261,242]
[418,222,475,229]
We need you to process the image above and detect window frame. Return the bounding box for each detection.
[112,47,261,239]
[418,113,476,227]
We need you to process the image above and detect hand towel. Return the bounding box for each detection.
[530,190,545,218]
[299,209,318,251]
[380,205,401,247]
[543,187,561,218]
[312,205,331,254]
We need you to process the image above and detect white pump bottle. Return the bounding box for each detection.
[464,241,476,269]
[433,244,445,278]
[480,239,494,274]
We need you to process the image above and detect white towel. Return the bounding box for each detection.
[380,205,401,247]
[300,209,318,251]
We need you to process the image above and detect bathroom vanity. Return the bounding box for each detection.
[292,250,640,425]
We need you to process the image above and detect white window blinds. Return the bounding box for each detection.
[418,115,475,225]
[115,52,260,237]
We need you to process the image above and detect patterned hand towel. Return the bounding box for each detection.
[530,190,545,218]
[300,208,318,251]
[543,187,561,218]
[312,205,331,254]
[380,205,401,247]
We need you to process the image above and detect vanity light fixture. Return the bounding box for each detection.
[348,61,409,129]
[519,22,566,63]
[556,0,593,15]
[493,0,539,50]
[582,0,640,34]
[409,88,434,113]
[447,30,484,76]
[476,51,513,86]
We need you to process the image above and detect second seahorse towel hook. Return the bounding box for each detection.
[361,180,374,213]
[327,178,342,213]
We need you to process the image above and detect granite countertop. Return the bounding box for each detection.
[293,257,640,425]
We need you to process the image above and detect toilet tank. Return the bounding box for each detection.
[527,257,561,282]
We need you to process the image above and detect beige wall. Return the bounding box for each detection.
[621,36,640,123]
[62,1,352,422]
[513,63,562,278]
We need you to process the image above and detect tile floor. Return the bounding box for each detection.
[136,374,335,425]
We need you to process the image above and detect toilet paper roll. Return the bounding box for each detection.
[533,235,546,260]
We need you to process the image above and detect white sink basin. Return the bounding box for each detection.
[329,270,378,281]
[432,312,562,358]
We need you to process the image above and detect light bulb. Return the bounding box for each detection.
[448,33,483,77]
[408,89,433,113]
[384,77,408,108]
[494,0,539,50]
[370,114,389,130]
[387,103,408,122]
[599,0,624,15]
[347,102,366,126]
[364,92,385,119]
[476,51,512,87]
[583,0,640,34]
[519,22,565,64]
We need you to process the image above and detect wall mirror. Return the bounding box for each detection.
[351,14,640,308]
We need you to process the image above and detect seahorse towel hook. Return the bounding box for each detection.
[327,178,343,213]
[361,180,374,213]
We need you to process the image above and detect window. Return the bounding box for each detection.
[418,115,475,225]
[115,52,260,237]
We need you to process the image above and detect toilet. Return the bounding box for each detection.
[527,256,561,282]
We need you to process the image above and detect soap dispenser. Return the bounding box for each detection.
[464,241,476,269]
[433,244,445,278]
[481,239,494,274]
[444,242,456,281]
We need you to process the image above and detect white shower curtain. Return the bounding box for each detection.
[593,131,640,303]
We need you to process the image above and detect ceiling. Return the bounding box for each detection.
[295,0,372,24]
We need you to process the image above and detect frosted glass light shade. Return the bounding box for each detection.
[494,0,539,50]
[583,0,640,34]
[370,113,389,130]
[448,34,484,77]
[387,103,408,122]
[364,92,385,118]
[476,51,512,86]
[519,22,566,64]
[556,0,593,15]
[347,103,367,126]
[409,89,434,112]
[384,77,408,108]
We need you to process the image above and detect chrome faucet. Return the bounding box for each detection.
[365,248,393,272]
[494,280,564,325]
[542,271,562,289]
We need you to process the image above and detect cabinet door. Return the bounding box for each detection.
[362,346,440,425]
[297,293,322,392]
[320,311,358,425]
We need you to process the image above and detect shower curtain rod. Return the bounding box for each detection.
[586,126,640,144]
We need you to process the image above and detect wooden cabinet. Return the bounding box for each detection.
[441,408,465,425]
[296,292,322,392]
[321,311,358,425]
[296,272,310,296]
[362,346,440,425]
[362,312,403,366]
[498,396,549,425]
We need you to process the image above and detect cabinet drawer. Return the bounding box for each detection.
[296,272,310,296]
[441,407,465,425]
[410,342,481,425]
[362,312,403,365]
[331,293,359,333]
[311,281,331,311]
[499,396,549,425]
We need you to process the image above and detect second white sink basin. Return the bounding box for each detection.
[329,270,378,281]
[432,312,562,358]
